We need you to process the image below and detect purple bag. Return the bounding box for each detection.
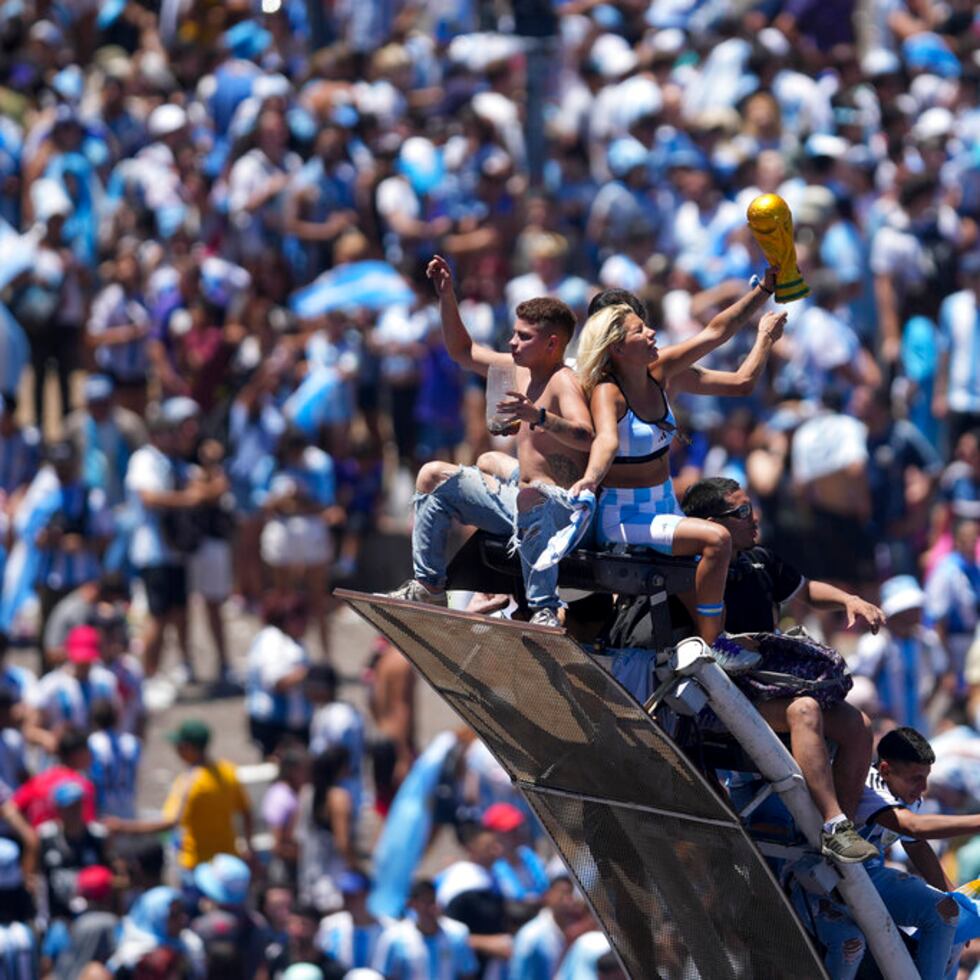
[721,629,853,708]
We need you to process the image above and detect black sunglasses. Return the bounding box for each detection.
[714,502,752,520]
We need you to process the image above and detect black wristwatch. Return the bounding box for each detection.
[530,407,546,430]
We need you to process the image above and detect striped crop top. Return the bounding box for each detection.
[612,378,676,464]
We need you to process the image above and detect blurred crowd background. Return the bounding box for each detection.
[1,0,980,976]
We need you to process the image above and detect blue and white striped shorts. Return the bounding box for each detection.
[596,480,685,555]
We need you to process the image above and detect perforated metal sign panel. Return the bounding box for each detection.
[339,591,827,980]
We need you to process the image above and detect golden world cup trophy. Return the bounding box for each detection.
[746,193,810,303]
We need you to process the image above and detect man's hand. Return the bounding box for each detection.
[496,390,538,425]
[426,254,455,297]
[759,310,788,342]
[844,595,885,633]
[569,478,598,497]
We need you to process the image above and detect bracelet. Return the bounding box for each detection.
[750,274,773,295]
[759,283,773,295]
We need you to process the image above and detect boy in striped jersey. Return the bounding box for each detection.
[855,727,974,979]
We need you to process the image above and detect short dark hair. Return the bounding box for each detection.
[877,727,935,765]
[306,663,338,692]
[57,726,89,762]
[587,288,646,322]
[262,592,309,630]
[89,698,118,732]
[408,879,436,902]
[515,297,576,343]
[681,478,742,519]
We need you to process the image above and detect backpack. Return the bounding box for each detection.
[721,629,853,709]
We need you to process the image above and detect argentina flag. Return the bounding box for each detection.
[290,261,414,319]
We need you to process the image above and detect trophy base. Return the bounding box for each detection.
[774,278,810,304]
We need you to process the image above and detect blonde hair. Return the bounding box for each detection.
[576,304,634,396]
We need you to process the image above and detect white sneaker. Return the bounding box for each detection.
[385,580,448,606]
[169,663,197,687]
[709,635,762,675]
[529,608,562,629]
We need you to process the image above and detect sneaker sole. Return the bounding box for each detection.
[820,845,876,865]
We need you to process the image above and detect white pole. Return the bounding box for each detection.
[673,639,919,980]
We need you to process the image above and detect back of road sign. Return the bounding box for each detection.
[339,591,828,980]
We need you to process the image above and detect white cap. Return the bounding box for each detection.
[148,103,187,137]
[31,178,72,223]
[589,33,638,79]
[880,574,926,618]
[861,48,901,78]
[912,106,954,141]
[804,133,850,159]
[599,254,647,292]
[758,28,790,58]
[648,28,684,57]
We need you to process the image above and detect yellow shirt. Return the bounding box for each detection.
[163,759,249,869]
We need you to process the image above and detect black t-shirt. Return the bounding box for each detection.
[723,547,805,635]
[39,821,108,921]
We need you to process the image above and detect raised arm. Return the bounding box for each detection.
[801,579,884,633]
[570,383,623,496]
[654,266,778,381]
[672,310,787,397]
[427,254,511,377]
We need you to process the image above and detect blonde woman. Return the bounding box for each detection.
[571,270,784,650]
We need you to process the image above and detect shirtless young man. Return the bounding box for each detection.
[387,254,594,626]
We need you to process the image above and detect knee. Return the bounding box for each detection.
[517,487,545,513]
[842,938,865,965]
[937,896,959,926]
[416,461,457,494]
[700,524,732,561]
[786,696,821,728]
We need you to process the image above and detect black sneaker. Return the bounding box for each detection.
[821,820,878,864]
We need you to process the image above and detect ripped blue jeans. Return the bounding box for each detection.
[411,466,572,610]
[868,863,958,980]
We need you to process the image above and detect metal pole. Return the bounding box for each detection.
[674,639,919,980]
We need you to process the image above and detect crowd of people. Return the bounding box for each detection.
[0,0,979,976]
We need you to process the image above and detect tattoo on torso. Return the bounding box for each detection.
[546,453,580,489]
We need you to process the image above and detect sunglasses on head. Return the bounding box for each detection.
[715,502,752,520]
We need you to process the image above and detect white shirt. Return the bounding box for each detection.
[125,444,178,568]
[939,289,980,414]
[246,626,311,729]
[791,413,869,483]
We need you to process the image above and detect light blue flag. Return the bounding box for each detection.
[0,473,61,631]
[368,730,458,919]
[283,368,347,436]
[290,261,414,319]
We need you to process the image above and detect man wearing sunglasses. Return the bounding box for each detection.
[682,476,885,863]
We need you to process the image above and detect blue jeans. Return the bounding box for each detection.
[790,887,865,980]
[868,863,958,980]
[411,467,568,610]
